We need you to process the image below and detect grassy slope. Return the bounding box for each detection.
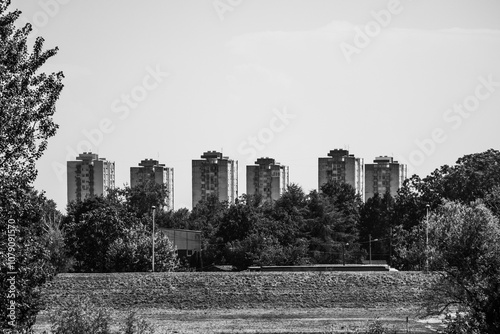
[35,271,440,333]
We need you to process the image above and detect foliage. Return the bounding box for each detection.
[120,312,156,334]
[424,201,500,333]
[305,182,364,264]
[0,0,64,188]
[323,320,397,334]
[439,311,482,334]
[62,194,181,273]
[425,149,500,204]
[106,228,179,272]
[108,180,170,218]
[0,188,66,330]
[194,181,365,269]
[0,2,64,328]
[41,214,71,273]
[62,196,136,272]
[45,300,161,334]
[359,192,394,263]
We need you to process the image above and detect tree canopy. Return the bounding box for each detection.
[0,1,64,330]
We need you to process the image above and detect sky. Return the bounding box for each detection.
[9,0,500,212]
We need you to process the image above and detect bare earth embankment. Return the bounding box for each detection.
[33,271,443,333]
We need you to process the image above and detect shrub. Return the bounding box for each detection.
[42,300,164,334]
[48,299,113,334]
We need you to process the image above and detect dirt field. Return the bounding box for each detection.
[33,271,443,333]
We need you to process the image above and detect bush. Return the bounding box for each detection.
[323,320,397,334]
[43,300,164,334]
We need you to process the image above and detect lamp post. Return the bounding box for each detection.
[368,234,379,265]
[342,242,349,266]
[425,204,430,273]
[152,205,156,273]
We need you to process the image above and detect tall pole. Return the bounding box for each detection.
[369,234,372,265]
[389,227,392,267]
[342,243,345,266]
[425,204,430,273]
[368,235,378,265]
[152,206,156,273]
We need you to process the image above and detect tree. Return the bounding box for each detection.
[359,192,395,263]
[106,228,179,272]
[113,180,170,218]
[0,1,64,330]
[305,181,364,264]
[424,201,500,333]
[0,0,63,188]
[426,149,500,204]
[62,196,140,272]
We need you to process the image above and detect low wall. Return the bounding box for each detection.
[248,265,392,272]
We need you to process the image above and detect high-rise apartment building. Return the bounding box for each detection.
[246,157,289,202]
[130,159,174,210]
[192,151,238,206]
[318,149,364,201]
[365,156,407,200]
[67,152,115,204]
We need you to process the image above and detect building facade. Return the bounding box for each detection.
[365,156,407,200]
[246,157,289,202]
[130,158,174,210]
[318,149,364,201]
[159,228,201,259]
[192,151,238,206]
[67,152,115,204]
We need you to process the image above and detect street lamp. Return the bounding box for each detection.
[152,205,156,273]
[368,234,379,265]
[342,242,349,266]
[425,204,430,273]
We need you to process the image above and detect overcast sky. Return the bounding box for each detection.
[10,0,500,211]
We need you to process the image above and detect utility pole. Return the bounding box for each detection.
[152,206,156,272]
[369,234,372,265]
[342,243,349,266]
[389,227,392,267]
[369,234,378,265]
[425,204,430,273]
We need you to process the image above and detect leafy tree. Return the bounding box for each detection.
[0,1,63,330]
[62,196,140,272]
[41,213,70,273]
[483,185,500,219]
[359,192,394,262]
[425,149,500,204]
[391,223,426,271]
[305,181,363,264]
[0,0,63,188]
[113,180,170,218]
[106,228,179,272]
[189,194,228,265]
[393,175,436,230]
[424,201,500,333]
[0,189,62,330]
[158,207,190,229]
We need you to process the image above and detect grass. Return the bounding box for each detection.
[33,271,442,333]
